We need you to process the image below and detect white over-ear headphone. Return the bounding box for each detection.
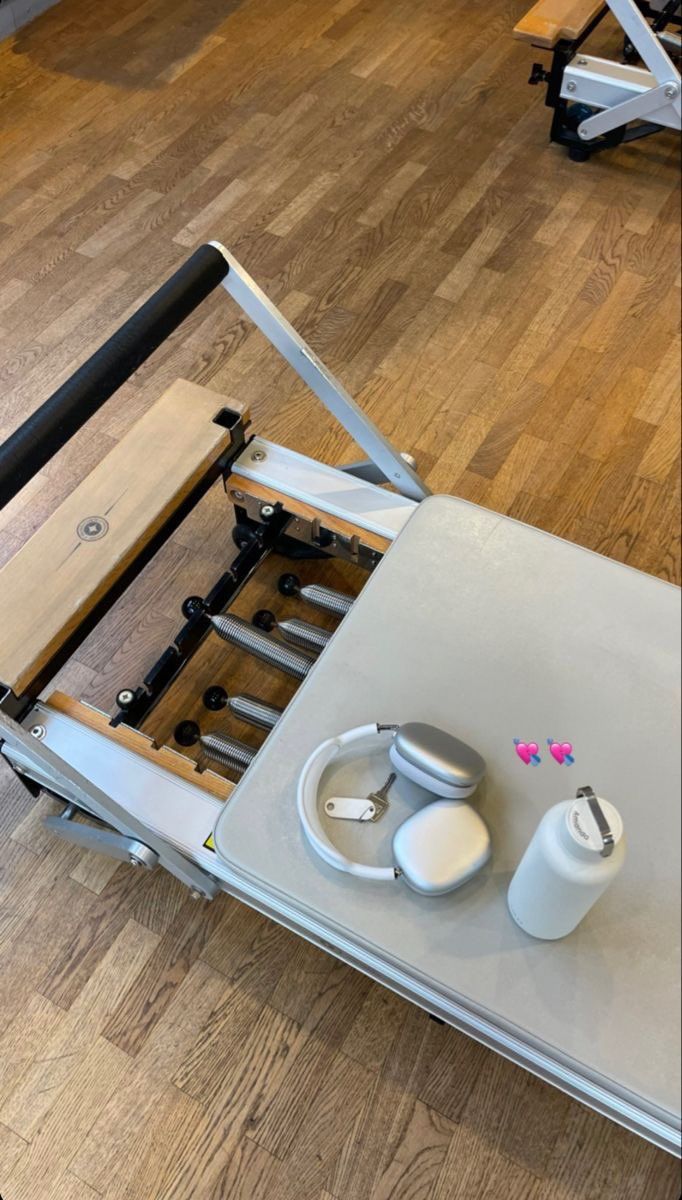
[297,723,491,895]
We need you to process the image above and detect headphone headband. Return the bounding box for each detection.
[297,723,397,882]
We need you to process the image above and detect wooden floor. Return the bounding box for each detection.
[0,0,680,1197]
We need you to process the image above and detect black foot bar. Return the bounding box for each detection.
[0,243,229,510]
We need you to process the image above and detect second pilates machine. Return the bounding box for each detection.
[0,241,427,899]
[514,0,681,159]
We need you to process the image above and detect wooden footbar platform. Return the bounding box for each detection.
[513,0,606,47]
[0,379,246,697]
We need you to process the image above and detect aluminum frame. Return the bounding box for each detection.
[0,709,220,898]
[231,438,417,541]
[5,699,679,1157]
[562,0,681,139]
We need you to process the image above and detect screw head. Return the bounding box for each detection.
[577,57,588,65]
[30,724,46,740]
[259,503,276,520]
[579,126,589,138]
[664,83,678,98]
[251,449,266,463]
[566,80,576,92]
[129,856,141,867]
[229,489,244,502]
[189,889,204,901]
[116,689,135,710]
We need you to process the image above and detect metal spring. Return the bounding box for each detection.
[227,693,282,731]
[299,582,354,618]
[200,732,256,774]
[276,616,331,654]
[211,614,313,680]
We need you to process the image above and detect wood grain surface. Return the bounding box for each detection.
[0,0,679,1196]
[0,379,241,694]
[513,0,606,47]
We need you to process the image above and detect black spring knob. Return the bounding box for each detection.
[203,686,228,711]
[174,720,200,747]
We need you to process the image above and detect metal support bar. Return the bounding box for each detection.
[232,439,416,542]
[0,711,220,898]
[43,812,159,869]
[577,75,679,134]
[610,0,682,78]
[210,243,430,503]
[571,0,682,139]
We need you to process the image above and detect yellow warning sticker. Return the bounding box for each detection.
[203,832,216,852]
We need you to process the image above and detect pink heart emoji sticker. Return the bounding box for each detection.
[515,741,532,765]
[549,741,565,764]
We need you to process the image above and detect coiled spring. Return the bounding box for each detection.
[200,732,256,774]
[227,693,282,731]
[298,582,353,618]
[277,616,331,653]
[211,614,313,680]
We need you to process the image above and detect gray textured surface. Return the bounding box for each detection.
[215,495,681,1121]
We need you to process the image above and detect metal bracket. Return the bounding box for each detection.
[233,491,382,571]
[44,805,159,869]
[576,74,680,137]
[570,0,681,140]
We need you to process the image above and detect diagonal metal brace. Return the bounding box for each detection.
[210,242,431,503]
[579,78,680,137]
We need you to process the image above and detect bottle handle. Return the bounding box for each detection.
[576,786,615,857]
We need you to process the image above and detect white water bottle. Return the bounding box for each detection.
[507,787,625,940]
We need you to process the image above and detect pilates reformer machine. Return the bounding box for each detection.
[0,244,679,1155]
[514,0,681,158]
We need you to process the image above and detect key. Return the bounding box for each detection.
[325,796,376,822]
[366,772,396,822]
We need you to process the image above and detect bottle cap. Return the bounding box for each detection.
[565,793,623,856]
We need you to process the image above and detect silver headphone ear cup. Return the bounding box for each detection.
[392,800,491,895]
[389,743,477,799]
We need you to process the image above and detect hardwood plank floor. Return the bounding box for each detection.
[0,0,680,1197]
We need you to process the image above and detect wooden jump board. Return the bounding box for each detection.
[514,0,606,47]
[0,379,246,697]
